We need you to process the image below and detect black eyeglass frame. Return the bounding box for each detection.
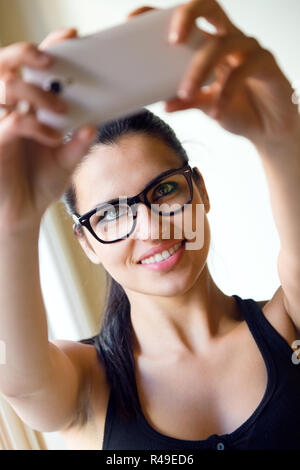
[72,163,196,244]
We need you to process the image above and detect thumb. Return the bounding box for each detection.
[39,27,78,50]
[54,124,98,173]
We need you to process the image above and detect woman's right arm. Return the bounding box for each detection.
[0,225,94,432]
[0,30,103,433]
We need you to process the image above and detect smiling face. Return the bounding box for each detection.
[72,132,211,298]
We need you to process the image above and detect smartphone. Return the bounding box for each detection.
[21,5,212,135]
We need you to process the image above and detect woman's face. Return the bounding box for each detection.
[73,132,211,297]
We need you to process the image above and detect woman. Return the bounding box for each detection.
[0,0,299,451]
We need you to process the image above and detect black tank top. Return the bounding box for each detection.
[91,295,300,450]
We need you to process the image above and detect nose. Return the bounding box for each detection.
[130,203,162,241]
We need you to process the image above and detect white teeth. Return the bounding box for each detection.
[140,241,183,264]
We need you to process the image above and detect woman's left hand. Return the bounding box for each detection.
[127,0,300,146]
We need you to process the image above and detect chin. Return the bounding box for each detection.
[144,271,195,297]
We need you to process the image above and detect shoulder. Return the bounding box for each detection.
[53,337,110,449]
[257,285,298,348]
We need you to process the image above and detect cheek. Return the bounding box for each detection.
[84,228,125,263]
[98,242,134,272]
[176,197,205,241]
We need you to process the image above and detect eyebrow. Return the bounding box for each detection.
[89,166,182,212]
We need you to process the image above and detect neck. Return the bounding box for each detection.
[125,263,240,359]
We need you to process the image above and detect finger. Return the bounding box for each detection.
[165,61,231,110]
[213,49,273,119]
[169,0,240,44]
[165,85,218,117]
[0,109,64,147]
[177,33,260,100]
[0,42,53,74]
[126,6,156,20]
[54,124,97,173]
[0,99,35,119]
[38,28,78,50]
[165,62,231,115]
[3,74,68,113]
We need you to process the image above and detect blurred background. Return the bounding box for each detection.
[0,0,299,450]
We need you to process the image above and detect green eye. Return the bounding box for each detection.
[152,182,177,201]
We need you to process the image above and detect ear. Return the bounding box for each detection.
[192,167,210,213]
[73,224,101,264]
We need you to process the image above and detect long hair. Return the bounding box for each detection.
[62,108,199,420]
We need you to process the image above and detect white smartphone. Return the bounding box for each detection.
[21,5,212,135]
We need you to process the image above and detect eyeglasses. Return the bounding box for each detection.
[72,163,196,244]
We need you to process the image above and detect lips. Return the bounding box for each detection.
[136,239,185,264]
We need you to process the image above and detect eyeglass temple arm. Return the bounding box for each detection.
[72,213,80,225]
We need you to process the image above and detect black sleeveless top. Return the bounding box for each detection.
[85,295,300,450]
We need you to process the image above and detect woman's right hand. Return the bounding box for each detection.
[0,28,97,234]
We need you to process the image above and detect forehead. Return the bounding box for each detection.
[73,133,182,215]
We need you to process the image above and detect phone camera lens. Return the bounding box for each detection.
[46,80,63,94]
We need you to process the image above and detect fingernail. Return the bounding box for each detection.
[16,100,30,114]
[79,126,96,141]
[169,31,179,44]
[177,86,193,100]
[177,89,189,100]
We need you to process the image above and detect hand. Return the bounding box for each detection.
[127,1,300,146]
[0,28,97,233]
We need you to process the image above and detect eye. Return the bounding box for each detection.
[105,209,118,221]
[99,207,119,223]
[152,182,177,201]
[97,205,129,224]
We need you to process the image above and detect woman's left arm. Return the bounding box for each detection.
[251,129,300,330]
[127,0,300,327]
[164,0,300,326]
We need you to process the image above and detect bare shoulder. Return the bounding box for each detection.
[53,339,110,450]
[257,285,298,348]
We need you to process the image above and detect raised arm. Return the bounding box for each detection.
[0,29,100,433]
[145,0,300,332]
[253,129,300,333]
[0,225,90,432]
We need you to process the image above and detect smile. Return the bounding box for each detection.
[140,240,183,264]
[138,239,186,272]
